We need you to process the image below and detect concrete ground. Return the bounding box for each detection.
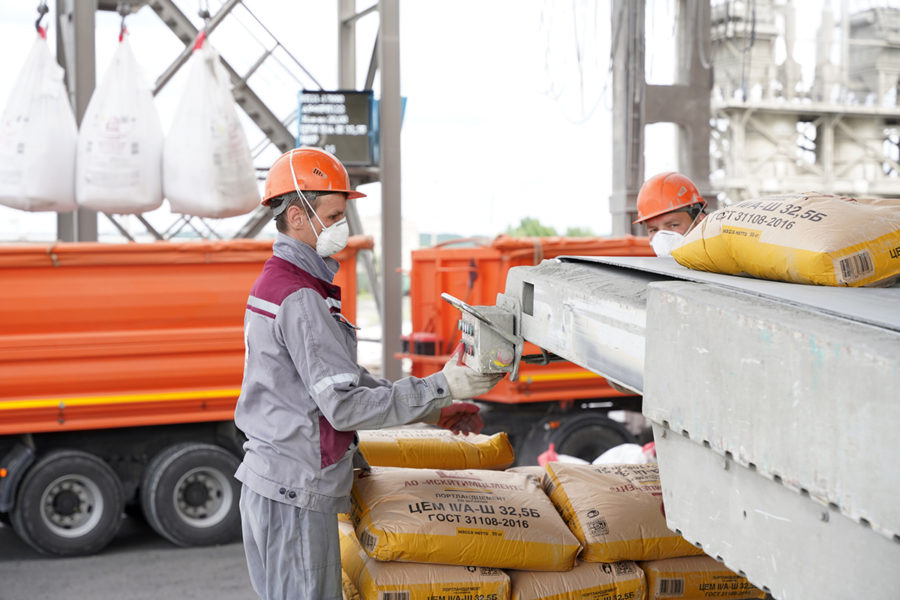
[0,517,254,600]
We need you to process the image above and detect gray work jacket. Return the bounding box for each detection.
[234,234,452,513]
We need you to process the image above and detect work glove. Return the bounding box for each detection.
[437,402,485,435]
[440,344,505,400]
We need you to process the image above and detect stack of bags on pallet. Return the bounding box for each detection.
[343,429,766,600]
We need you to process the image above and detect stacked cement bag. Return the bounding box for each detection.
[346,460,760,598]
[339,518,510,600]
[641,556,765,599]
[542,462,703,562]
[0,33,77,212]
[358,429,515,470]
[527,462,762,599]
[163,34,259,218]
[350,467,581,571]
[76,35,163,214]
[672,193,900,287]
[509,560,645,600]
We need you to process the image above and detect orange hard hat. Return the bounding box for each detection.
[262,147,365,206]
[634,172,705,224]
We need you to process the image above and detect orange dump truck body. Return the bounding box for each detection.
[0,237,370,436]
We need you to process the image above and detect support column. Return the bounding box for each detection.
[378,0,402,381]
[611,0,712,235]
[610,0,645,236]
[56,0,97,241]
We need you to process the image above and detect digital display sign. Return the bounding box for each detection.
[298,90,374,166]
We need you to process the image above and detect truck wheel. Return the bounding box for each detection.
[552,413,635,461]
[140,442,241,547]
[9,450,124,556]
[516,413,636,465]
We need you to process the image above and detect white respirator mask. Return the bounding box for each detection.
[289,149,350,257]
[311,217,349,257]
[650,230,685,257]
[650,208,704,257]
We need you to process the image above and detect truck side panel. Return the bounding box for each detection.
[0,238,368,435]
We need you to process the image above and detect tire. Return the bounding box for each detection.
[552,413,636,461]
[516,412,636,466]
[140,442,241,547]
[9,450,124,556]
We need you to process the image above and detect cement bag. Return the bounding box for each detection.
[509,560,645,600]
[641,556,765,599]
[358,429,515,470]
[0,34,77,212]
[163,35,259,218]
[76,36,163,214]
[341,570,360,600]
[544,463,703,562]
[671,193,900,287]
[350,467,581,571]
[339,520,509,600]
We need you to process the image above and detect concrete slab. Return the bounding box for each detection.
[643,281,900,541]
[653,425,900,600]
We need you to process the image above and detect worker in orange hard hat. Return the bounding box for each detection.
[235,148,503,599]
[261,146,366,257]
[634,172,708,256]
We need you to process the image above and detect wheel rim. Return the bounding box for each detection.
[172,466,232,528]
[39,474,104,538]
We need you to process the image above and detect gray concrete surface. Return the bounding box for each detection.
[0,517,255,600]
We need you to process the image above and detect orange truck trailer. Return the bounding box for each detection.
[400,235,654,465]
[0,237,370,556]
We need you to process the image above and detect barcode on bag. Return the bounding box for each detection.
[836,250,874,283]
[378,592,410,600]
[358,529,378,552]
[658,577,685,597]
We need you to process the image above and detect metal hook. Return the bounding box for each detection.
[198,0,211,23]
[35,1,49,34]
[117,2,129,39]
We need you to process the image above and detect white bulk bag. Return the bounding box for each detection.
[163,37,259,218]
[76,36,164,214]
[0,34,77,212]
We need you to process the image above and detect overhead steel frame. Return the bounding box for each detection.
[610,0,712,235]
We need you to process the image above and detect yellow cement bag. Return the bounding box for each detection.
[358,429,515,470]
[641,556,765,599]
[341,569,360,600]
[544,463,703,562]
[339,520,368,591]
[509,560,645,600]
[351,467,582,571]
[339,520,510,600]
[672,194,900,287]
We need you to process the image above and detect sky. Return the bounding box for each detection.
[0,0,849,243]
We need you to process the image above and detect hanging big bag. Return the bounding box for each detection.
[76,33,164,214]
[0,30,77,212]
[163,33,259,218]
